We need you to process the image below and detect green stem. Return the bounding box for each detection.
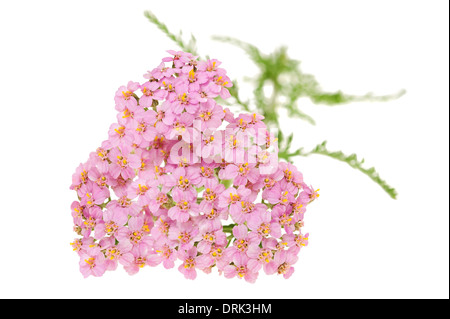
[226,235,234,248]
[221,179,233,189]
[299,141,398,199]
[98,197,112,209]
[144,11,199,56]
[222,224,237,233]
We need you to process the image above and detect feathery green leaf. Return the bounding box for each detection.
[301,141,398,199]
[144,10,199,56]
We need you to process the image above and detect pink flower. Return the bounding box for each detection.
[253,168,284,190]
[229,200,266,225]
[299,184,320,204]
[148,135,175,165]
[151,62,176,80]
[105,193,137,217]
[114,81,140,112]
[154,240,177,269]
[79,251,107,278]
[196,99,225,130]
[115,216,153,250]
[107,123,134,148]
[195,84,219,103]
[167,166,201,200]
[279,161,303,186]
[196,163,219,186]
[127,115,157,148]
[122,245,161,275]
[198,207,228,233]
[108,145,141,180]
[199,178,225,213]
[290,198,307,223]
[70,163,91,193]
[184,69,209,92]
[166,140,200,167]
[225,224,260,257]
[197,59,226,78]
[192,129,222,160]
[180,54,199,74]
[223,131,248,163]
[134,148,155,174]
[79,206,103,238]
[195,228,227,255]
[146,187,169,216]
[166,111,194,142]
[247,210,282,240]
[127,178,152,209]
[88,145,110,171]
[271,204,297,235]
[226,113,265,132]
[70,50,317,281]
[109,175,132,198]
[139,81,167,108]
[208,74,232,99]
[71,201,84,228]
[177,247,199,280]
[151,215,174,241]
[162,50,191,69]
[223,253,258,283]
[219,162,260,186]
[246,242,277,275]
[217,185,251,217]
[168,188,200,222]
[284,232,309,254]
[70,237,86,255]
[272,249,299,279]
[262,179,297,205]
[99,237,133,271]
[168,221,199,250]
[167,81,199,114]
[160,78,177,101]
[147,107,171,134]
[117,101,146,127]
[94,207,128,239]
[87,164,111,188]
[223,107,235,123]
[79,182,110,208]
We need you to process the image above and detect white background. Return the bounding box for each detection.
[0,0,448,299]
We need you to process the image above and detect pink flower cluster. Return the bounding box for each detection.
[70,50,319,282]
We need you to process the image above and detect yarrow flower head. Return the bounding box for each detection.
[70,50,319,281]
